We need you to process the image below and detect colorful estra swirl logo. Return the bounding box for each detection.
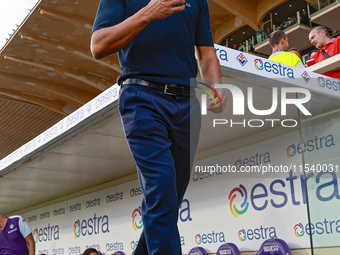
[74,220,81,239]
[192,172,199,182]
[33,228,38,243]
[96,98,101,109]
[197,82,223,107]
[254,59,264,70]
[229,185,249,217]
[238,229,246,242]
[318,77,325,88]
[130,189,134,197]
[66,118,70,128]
[286,144,296,158]
[234,159,242,171]
[195,234,202,245]
[132,207,143,231]
[131,241,136,250]
[294,223,305,237]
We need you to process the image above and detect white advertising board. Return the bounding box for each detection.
[21,119,340,254]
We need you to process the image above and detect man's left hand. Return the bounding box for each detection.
[207,88,227,113]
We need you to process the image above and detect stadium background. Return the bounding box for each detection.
[0,0,340,254]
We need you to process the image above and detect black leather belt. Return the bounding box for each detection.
[121,78,193,96]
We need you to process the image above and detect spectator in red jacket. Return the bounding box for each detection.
[309,26,340,79]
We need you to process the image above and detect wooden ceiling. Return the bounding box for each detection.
[0,0,287,159]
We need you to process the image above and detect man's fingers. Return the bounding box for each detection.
[172,0,185,6]
[207,88,227,113]
[172,4,185,13]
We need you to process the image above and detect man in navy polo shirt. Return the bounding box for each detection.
[91,0,227,254]
[0,211,35,255]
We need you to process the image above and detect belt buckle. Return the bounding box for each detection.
[164,84,178,96]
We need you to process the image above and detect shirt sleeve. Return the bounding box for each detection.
[92,0,126,34]
[18,216,32,238]
[195,0,214,46]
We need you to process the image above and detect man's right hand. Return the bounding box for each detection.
[91,0,186,59]
[143,0,186,21]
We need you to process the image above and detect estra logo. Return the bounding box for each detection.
[52,248,64,255]
[294,223,304,237]
[294,217,340,237]
[27,215,37,223]
[286,134,335,158]
[66,109,83,128]
[86,198,100,208]
[228,169,340,217]
[195,234,201,245]
[106,192,123,203]
[235,159,241,171]
[238,226,277,242]
[132,207,143,231]
[195,231,225,245]
[33,224,60,243]
[40,211,50,220]
[286,144,296,158]
[74,213,109,239]
[95,88,118,109]
[318,76,340,92]
[106,242,124,252]
[254,59,294,78]
[130,187,142,197]
[229,185,249,217]
[53,208,65,216]
[234,151,271,170]
[68,246,81,255]
[33,228,38,243]
[318,77,325,87]
[254,59,263,70]
[238,229,246,242]
[85,244,100,251]
[69,203,81,213]
[130,240,138,250]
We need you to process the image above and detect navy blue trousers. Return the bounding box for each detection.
[119,85,201,255]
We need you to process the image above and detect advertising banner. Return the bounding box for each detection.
[22,119,340,254]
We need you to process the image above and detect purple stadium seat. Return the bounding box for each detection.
[257,238,292,255]
[188,246,208,255]
[216,243,241,255]
[113,252,125,255]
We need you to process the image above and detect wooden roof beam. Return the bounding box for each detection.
[3,55,108,92]
[0,71,93,105]
[39,8,94,30]
[20,34,121,74]
[0,89,76,116]
[211,0,258,30]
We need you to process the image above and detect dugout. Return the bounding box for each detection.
[1,44,340,255]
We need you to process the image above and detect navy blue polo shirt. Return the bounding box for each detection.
[92,0,214,86]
